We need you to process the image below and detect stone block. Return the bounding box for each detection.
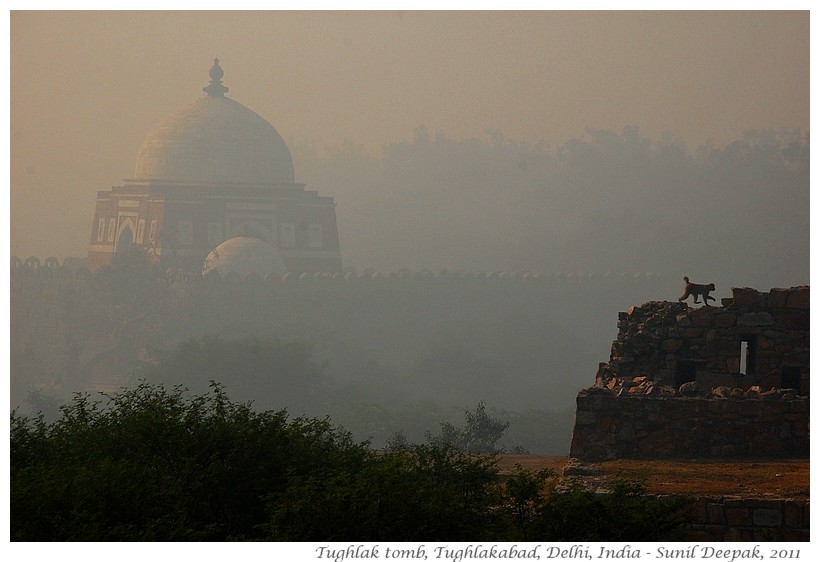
[752,507,782,527]
[657,369,675,383]
[713,313,737,328]
[675,313,692,326]
[658,385,677,397]
[712,386,733,398]
[722,527,743,541]
[689,497,708,520]
[661,338,682,351]
[785,286,809,309]
[783,500,803,529]
[732,287,761,306]
[645,385,665,397]
[776,311,809,330]
[725,507,752,526]
[679,381,705,396]
[692,312,715,327]
[706,502,725,524]
[738,312,774,326]
[767,288,790,308]
[616,422,635,440]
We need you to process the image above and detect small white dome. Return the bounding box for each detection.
[202,236,287,278]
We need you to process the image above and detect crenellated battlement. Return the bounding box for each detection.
[11,254,666,287]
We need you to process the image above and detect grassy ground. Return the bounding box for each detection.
[497,455,810,499]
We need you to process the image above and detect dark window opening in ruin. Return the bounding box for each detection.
[739,336,757,376]
[739,342,748,374]
[675,361,697,387]
[781,367,801,391]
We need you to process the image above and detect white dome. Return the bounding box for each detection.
[133,60,294,185]
[202,236,287,278]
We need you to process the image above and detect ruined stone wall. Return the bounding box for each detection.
[571,286,810,460]
[557,486,810,541]
[570,391,809,460]
[684,496,809,541]
[596,287,809,395]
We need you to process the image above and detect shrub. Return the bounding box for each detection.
[11,382,692,541]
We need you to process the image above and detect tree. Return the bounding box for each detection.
[427,400,512,454]
[136,335,330,414]
[502,464,556,541]
[60,246,172,390]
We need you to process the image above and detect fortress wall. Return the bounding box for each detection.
[570,392,809,460]
[10,258,673,404]
[10,261,671,352]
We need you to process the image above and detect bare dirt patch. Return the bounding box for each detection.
[497,455,809,499]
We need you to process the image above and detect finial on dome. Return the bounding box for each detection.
[203,57,229,97]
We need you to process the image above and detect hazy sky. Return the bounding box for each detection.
[9,10,810,260]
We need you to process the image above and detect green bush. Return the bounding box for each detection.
[266,443,501,541]
[11,382,692,541]
[535,479,693,541]
[11,382,367,540]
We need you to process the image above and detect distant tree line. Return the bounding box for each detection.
[11,247,593,453]
[296,127,809,286]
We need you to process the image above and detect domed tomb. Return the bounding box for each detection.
[88,59,341,274]
[202,236,287,278]
[133,59,295,185]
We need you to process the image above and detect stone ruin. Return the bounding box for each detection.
[570,286,809,460]
[599,286,809,396]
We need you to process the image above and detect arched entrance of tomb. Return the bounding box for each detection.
[115,226,134,254]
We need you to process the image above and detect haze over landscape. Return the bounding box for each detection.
[7,11,813,546]
[8,10,811,454]
[11,10,809,289]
